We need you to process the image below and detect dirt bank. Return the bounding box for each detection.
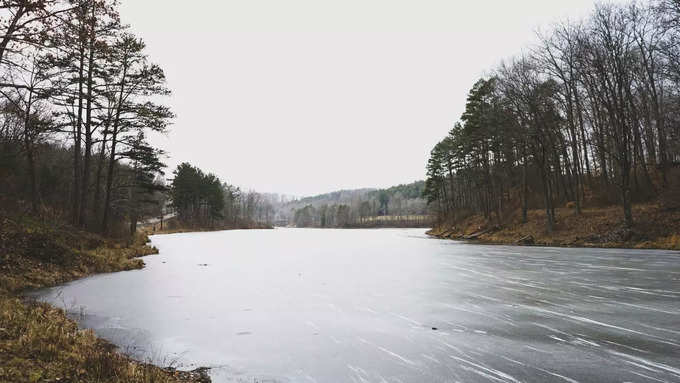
[427,203,680,250]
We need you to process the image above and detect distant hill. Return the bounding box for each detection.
[275,181,429,227]
[367,181,425,200]
[293,188,377,207]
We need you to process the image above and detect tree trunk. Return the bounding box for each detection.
[79,1,97,227]
[522,147,528,223]
[0,5,25,66]
[101,131,117,233]
[23,88,38,214]
[93,127,108,222]
[622,181,633,228]
[102,59,129,233]
[72,21,86,226]
[574,89,592,180]
[129,184,138,238]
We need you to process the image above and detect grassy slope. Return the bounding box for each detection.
[0,217,208,383]
[427,203,680,250]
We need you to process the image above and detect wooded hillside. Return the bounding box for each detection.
[425,0,680,237]
[281,181,431,228]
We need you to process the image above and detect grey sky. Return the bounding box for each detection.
[119,0,626,197]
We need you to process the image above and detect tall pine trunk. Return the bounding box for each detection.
[102,60,129,233]
[23,87,38,214]
[79,2,97,227]
[72,13,86,226]
[93,127,108,222]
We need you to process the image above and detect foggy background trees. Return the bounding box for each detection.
[282,181,431,228]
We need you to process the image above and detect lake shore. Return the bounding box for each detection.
[427,203,680,250]
[141,217,273,236]
[0,216,211,383]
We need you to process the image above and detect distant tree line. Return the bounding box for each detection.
[293,204,352,228]
[0,0,173,237]
[286,181,432,228]
[169,162,275,229]
[424,0,680,232]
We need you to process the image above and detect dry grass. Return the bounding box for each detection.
[140,220,273,236]
[0,217,156,294]
[429,202,680,250]
[0,296,183,383]
[0,217,208,383]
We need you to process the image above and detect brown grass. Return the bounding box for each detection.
[140,218,273,236]
[0,217,208,382]
[0,296,186,383]
[0,217,156,294]
[429,202,680,250]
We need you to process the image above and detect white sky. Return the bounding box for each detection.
[119,0,628,197]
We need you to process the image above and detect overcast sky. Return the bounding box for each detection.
[118,0,627,197]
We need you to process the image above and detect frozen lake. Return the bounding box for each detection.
[32,228,680,382]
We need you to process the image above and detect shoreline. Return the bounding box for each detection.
[141,221,274,236]
[426,229,680,251]
[425,204,680,251]
[0,217,213,382]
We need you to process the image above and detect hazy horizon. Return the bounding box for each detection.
[119,0,629,197]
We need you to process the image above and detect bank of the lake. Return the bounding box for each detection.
[0,216,210,383]
[428,203,680,250]
[140,215,273,236]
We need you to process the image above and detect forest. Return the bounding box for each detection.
[167,162,277,230]
[0,0,173,237]
[282,181,431,228]
[0,0,279,236]
[425,0,680,235]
